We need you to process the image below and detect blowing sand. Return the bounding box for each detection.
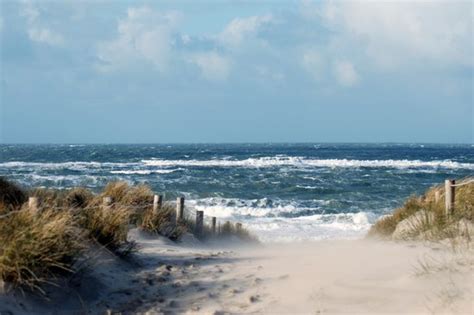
[1,231,472,314]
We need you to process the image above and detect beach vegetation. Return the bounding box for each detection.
[0,178,257,294]
[368,178,473,241]
[0,177,27,212]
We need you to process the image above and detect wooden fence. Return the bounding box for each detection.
[17,194,241,238]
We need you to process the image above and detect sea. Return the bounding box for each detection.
[0,143,472,242]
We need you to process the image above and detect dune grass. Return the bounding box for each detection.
[140,203,185,241]
[0,178,257,294]
[0,207,84,295]
[368,178,473,241]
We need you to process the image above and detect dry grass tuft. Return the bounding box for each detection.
[140,204,185,241]
[220,221,257,242]
[0,207,83,294]
[65,187,94,209]
[79,204,132,253]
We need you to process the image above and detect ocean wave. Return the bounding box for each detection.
[234,212,377,243]
[187,197,336,219]
[110,169,179,175]
[142,157,474,170]
[2,157,472,171]
[0,161,136,170]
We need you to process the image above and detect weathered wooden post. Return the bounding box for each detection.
[445,179,455,216]
[153,195,163,214]
[176,197,185,223]
[211,217,217,235]
[103,196,112,210]
[236,223,242,232]
[28,197,38,212]
[195,211,204,237]
[434,191,440,203]
[218,221,221,235]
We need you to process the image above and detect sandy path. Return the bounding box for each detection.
[136,239,473,314]
[1,233,472,314]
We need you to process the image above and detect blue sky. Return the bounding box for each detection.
[0,0,472,143]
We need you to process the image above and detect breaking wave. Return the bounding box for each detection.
[142,157,473,169]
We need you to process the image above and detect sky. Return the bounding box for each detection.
[0,0,472,144]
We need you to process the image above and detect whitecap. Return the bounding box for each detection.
[141,157,474,170]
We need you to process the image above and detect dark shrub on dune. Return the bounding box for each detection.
[0,177,27,211]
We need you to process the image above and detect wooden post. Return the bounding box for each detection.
[0,279,5,295]
[176,197,185,223]
[28,197,38,212]
[153,195,163,213]
[445,179,455,216]
[218,221,221,235]
[103,196,112,210]
[236,223,242,232]
[211,217,217,235]
[195,211,204,237]
[435,191,440,203]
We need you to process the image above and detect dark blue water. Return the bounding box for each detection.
[1,143,472,241]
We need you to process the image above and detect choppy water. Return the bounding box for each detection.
[1,143,472,242]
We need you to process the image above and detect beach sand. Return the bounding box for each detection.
[1,230,472,314]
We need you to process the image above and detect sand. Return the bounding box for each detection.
[0,230,472,314]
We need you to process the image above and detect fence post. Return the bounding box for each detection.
[218,221,221,235]
[28,197,38,212]
[153,195,163,214]
[103,196,112,210]
[176,197,185,223]
[236,223,242,232]
[195,211,204,237]
[211,217,217,235]
[434,191,440,203]
[445,179,455,216]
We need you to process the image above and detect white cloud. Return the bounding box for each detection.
[19,0,64,46]
[28,28,64,46]
[317,1,473,69]
[301,49,325,80]
[219,14,273,48]
[256,65,285,82]
[333,60,359,87]
[97,6,181,72]
[188,52,231,81]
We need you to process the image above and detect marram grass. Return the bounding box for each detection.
[368,177,473,241]
[0,179,257,295]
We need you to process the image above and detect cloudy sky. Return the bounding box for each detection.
[0,0,472,143]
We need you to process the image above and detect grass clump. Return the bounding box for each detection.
[99,181,154,224]
[368,178,474,241]
[65,187,94,209]
[140,204,185,241]
[220,221,257,242]
[0,207,83,294]
[80,204,133,254]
